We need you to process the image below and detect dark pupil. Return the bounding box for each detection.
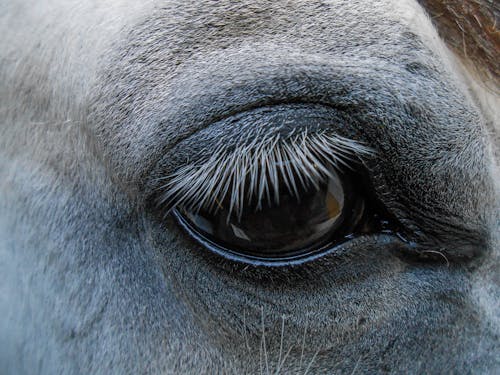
[177,169,364,261]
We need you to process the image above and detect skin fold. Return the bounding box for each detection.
[0,1,498,374]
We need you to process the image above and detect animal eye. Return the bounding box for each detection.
[173,166,368,264]
[161,132,394,266]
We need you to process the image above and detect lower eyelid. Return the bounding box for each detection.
[169,215,413,277]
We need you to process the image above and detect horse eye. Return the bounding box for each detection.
[173,166,381,266]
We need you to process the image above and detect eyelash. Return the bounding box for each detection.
[156,130,373,218]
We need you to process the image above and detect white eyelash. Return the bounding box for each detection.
[157,131,373,218]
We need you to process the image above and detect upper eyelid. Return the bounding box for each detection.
[156,131,373,218]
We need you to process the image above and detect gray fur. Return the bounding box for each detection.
[0,0,498,374]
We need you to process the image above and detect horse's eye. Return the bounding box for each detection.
[171,163,388,265]
[161,133,396,266]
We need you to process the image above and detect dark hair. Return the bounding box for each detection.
[419,0,499,90]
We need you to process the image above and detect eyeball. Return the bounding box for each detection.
[173,167,366,265]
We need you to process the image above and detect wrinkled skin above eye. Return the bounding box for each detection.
[0,0,499,374]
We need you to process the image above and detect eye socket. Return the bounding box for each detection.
[172,165,386,265]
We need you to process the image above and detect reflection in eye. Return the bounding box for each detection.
[159,131,391,265]
[175,166,366,263]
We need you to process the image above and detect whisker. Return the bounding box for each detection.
[276,315,285,374]
[299,320,308,370]
[303,348,320,375]
[261,306,270,375]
